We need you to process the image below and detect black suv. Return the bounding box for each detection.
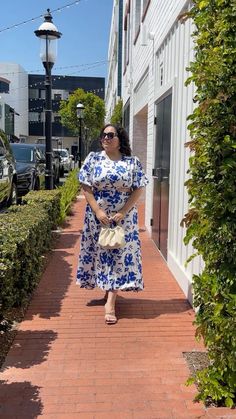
[0,129,17,208]
[10,143,46,198]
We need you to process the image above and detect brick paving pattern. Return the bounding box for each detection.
[0,196,235,418]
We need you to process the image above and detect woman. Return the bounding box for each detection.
[77,124,148,324]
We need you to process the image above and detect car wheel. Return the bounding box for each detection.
[8,182,18,206]
[34,177,40,190]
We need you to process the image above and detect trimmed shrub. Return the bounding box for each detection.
[0,192,59,311]
[59,169,80,222]
[24,189,61,227]
[0,170,79,315]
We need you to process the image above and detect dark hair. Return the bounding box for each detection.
[100,124,132,156]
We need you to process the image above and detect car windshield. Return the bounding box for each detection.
[11,146,34,162]
[58,150,69,157]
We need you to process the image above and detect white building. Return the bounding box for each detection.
[105,0,123,122]
[106,0,202,304]
[0,97,5,131]
[0,63,28,139]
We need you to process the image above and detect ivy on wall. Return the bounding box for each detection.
[182,0,236,407]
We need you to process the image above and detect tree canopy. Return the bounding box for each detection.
[59,88,105,141]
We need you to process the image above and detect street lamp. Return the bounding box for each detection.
[35,9,62,189]
[76,103,85,168]
[84,126,89,156]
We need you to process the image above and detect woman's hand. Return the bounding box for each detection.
[112,211,126,224]
[95,209,110,225]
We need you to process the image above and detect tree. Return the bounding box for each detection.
[59,88,105,152]
[110,99,123,125]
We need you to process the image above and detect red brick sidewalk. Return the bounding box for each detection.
[0,196,235,418]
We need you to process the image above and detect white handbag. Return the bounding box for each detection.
[98,225,126,249]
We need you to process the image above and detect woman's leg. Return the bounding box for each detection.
[105,291,118,324]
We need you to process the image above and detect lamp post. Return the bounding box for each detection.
[76,103,85,168]
[84,126,89,156]
[35,9,62,189]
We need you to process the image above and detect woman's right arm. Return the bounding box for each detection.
[82,184,110,225]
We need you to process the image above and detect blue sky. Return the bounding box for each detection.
[0,0,113,79]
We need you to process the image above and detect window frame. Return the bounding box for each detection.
[0,137,5,157]
[134,0,141,44]
[141,0,151,22]
[123,0,131,74]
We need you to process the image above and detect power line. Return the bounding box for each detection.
[0,0,81,34]
[0,61,107,95]
[0,60,113,77]
[4,86,105,120]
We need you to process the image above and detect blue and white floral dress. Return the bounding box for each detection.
[76,150,148,292]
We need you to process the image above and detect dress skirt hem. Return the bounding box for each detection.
[76,282,144,292]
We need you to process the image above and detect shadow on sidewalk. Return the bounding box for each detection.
[1,330,57,372]
[53,231,81,249]
[26,247,76,320]
[60,206,81,230]
[0,381,43,418]
[86,295,191,319]
[116,296,191,319]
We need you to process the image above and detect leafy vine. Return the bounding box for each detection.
[183,0,236,407]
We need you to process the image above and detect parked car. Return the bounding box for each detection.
[10,143,46,198]
[36,144,60,185]
[53,150,64,177]
[0,129,18,208]
[53,148,72,173]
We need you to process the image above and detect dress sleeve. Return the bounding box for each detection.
[78,152,96,187]
[132,156,149,189]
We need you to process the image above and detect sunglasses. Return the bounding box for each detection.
[101,132,117,140]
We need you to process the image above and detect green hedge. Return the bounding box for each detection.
[0,169,79,315]
[58,169,80,222]
[183,0,236,408]
[0,191,60,312]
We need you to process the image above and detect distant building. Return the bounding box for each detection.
[0,97,12,134]
[0,98,5,131]
[28,74,105,151]
[0,62,105,153]
[0,63,28,139]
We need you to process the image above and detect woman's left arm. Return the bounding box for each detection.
[112,188,144,223]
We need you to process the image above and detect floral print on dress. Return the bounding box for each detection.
[76,151,148,292]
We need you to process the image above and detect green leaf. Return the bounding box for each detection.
[183,0,236,407]
[214,303,224,316]
[225,397,234,408]
[199,1,209,10]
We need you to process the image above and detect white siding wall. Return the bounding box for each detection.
[105,0,119,122]
[105,61,119,122]
[133,108,148,202]
[133,108,147,170]
[121,0,201,303]
[153,11,202,303]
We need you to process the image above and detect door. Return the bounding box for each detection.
[152,93,172,259]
